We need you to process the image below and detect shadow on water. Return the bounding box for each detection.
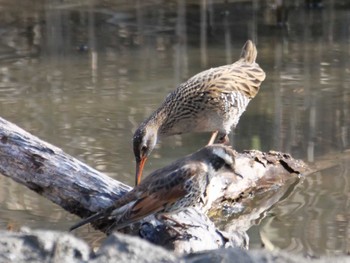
[0,0,349,257]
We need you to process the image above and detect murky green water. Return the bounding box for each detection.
[0,0,349,257]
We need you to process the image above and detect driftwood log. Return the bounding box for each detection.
[0,117,311,253]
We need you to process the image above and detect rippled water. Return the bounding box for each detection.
[0,0,349,257]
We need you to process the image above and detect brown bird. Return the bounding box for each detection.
[133,40,265,185]
[69,144,237,232]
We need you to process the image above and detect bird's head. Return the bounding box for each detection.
[133,124,158,186]
[205,145,237,174]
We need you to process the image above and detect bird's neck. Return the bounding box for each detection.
[142,106,169,138]
[145,105,171,137]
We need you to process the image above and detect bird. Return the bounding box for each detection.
[69,144,237,232]
[133,40,266,185]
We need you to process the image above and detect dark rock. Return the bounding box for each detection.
[93,232,178,263]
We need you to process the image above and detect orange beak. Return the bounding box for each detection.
[135,157,147,186]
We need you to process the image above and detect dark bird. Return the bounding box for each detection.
[69,144,237,232]
[133,40,265,185]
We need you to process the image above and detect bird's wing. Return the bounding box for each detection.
[113,184,185,229]
[205,64,265,99]
[113,163,204,229]
[174,41,265,100]
[69,162,204,231]
[172,65,264,104]
[69,188,141,231]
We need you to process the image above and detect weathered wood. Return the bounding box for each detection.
[0,116,310,253]
[0,117,130,217]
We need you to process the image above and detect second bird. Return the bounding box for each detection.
[133,40,266,185]
[69,145,237,232]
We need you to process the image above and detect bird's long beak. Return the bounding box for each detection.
[135,157,147,186]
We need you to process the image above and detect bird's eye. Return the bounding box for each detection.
[211,157,225,171]
[225,163,233,170]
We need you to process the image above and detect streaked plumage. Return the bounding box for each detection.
[69,145,237,232]
[134,40,266,185]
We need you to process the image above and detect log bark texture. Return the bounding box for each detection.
[0,117,311,253]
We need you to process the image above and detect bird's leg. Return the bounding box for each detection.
[157,214,198,229]
[154,214,184,236]
[156,214,198,239]
[158,214,187,228]
[207,131,219,145]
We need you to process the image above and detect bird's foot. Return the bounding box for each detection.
[161,214,197,228]
[158,214,200,236]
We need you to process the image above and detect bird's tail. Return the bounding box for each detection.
[69,211,105,231]
[240,40,257,64]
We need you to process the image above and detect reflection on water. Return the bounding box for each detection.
[0,0,349,257]
[251,157,350,256]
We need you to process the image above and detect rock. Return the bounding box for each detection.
[184,248,255,263]
[0,228,91,263]
[184,248,349,263]
[0,229,348,263]
[93,232,178,263]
